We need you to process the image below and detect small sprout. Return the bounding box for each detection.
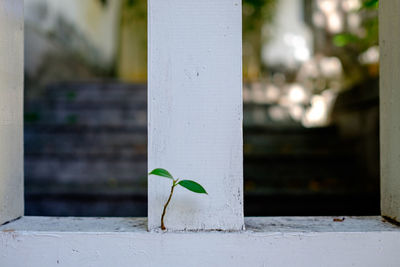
[149,168,207,230]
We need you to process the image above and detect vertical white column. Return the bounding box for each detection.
[380,0,400,223]
[148,0,244,230]
[0,0,24,225]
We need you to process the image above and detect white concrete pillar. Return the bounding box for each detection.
[0,0,24,225]
[148,0,244,230]
[380,0,400,223]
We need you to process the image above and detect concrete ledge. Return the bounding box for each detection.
[1,216,400,266]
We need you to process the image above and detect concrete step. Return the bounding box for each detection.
[43,81,147,104]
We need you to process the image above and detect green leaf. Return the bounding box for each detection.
[178,180,207,194]
[149,168,174,180]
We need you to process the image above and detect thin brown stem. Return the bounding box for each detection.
[161,182,176,230]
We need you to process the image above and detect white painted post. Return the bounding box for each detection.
[148,0,244,230]
[380,0,400,223]
[0,0,24,225]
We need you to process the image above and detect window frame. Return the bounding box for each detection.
[0,0,399,226]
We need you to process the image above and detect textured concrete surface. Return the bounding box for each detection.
[1,216,399,267]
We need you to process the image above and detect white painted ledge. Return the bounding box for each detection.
[1,217,400,267]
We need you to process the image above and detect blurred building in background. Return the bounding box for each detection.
[24,0,379,216]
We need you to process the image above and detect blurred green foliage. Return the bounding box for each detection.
[66,114,78,125]
[330,0,379,88]
[333,0,378,50]
[66,91,77,101]
[243,0,276,33]
[362,0,378,9]
[24,112,40,123]
[243,0,276,80]
[123,0,147,21]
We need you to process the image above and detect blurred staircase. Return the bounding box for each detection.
[24,82,379,216]
[25,82,148,216]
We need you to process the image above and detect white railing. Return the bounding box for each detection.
[1,0,400,266]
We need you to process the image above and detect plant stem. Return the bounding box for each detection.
[161,181,177,230]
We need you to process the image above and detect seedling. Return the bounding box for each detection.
[149,168,207,230]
